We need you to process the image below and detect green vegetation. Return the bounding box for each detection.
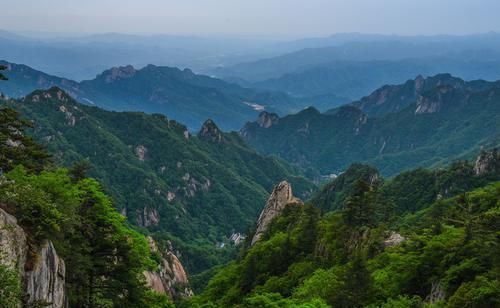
[0,61,301,131]
[1,87,314,274]
[0,106,174,307]
[189,155,500,307]
[242,75,500,176]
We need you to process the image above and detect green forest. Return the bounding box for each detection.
[0,107,174,307]
[187,158,500,307]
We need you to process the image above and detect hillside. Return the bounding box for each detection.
[0,61,301,131]
[0,87,315,274]
[241,74,500,176]
[0,106,183,307]
[190,152,500,307]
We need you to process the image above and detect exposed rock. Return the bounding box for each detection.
[257,111,279,128]
[58,105,76,126]
[0,209,67,308]
[230,232,246,246]
[25,241,67,308]
[102,65,136,83]
[415,85,457,114]
[251,181,303,245]
[384,232,406,248]
[425,281,446,304]
[167,191,176,202]
[0,208,27,276]
[5,138,22,148]
[183,130,190,140]
[473,149,499,175]
[139,206,160,227]
[143,238,193,299]
[198,119,223,143]
[135,145,147,161]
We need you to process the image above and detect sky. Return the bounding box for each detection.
[2,0,500,37]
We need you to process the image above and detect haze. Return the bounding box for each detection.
[3,0,500,37]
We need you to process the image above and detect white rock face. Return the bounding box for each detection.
[143,238,193,299]
[25,241,67,308]
[135,145,147,161]
[0,208,28,277]
[251,181,303,245]
[384,232,406,248]
[0,209,67,308]
[473,149,499,175]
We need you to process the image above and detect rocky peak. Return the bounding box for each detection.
[251,181,303,245]
[25,87,72,103]
[100,65,136,83]
[473,149,499,175]
[257,111,279,128]
[198,119,223,143]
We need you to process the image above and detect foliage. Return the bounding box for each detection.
[1,87,315,274]
[0,263,22,308]
[0,107,51,173]
[242,75,500,176]
[0,166,173,306]
[190,158,500,307]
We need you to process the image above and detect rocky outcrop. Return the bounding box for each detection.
[0,209,67,308]
[198,119,223,143]
[138,206,160,227]
[473,149,499,175]
[102,65,137,83]
[384,232,406,248]
[257,111,279,128]
[143,237,193,299]
[251,181,303,245]
[135,145,147,161]
[0,208,27,277]
[25,241,67,308]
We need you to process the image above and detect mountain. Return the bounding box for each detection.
[0,107,185,307]
[241,74,500,176]
[252,58,500,105]
[189,152,500,307]
[0,61,301,131]
[351,73,500,117]
[0,87,314,274]
[212,34,500,83]
[0,30,295,81]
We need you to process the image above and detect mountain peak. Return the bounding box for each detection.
[251,181,303,245]
[99,65,136,83]
[257,111,279,128]
[24,87,72,103]
[198,119,223,142]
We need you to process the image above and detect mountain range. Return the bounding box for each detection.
[0,61,304,130]
[241,74,500,176]
[0,87,314,274]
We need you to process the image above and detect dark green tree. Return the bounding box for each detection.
[0,65,7,81]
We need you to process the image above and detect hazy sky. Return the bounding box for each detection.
[2,0,500,37]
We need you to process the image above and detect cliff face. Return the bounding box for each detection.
[0,208,67,308]
[143,237,193,299]
[474,149,499,175]
[251,181,303,245]
[0,208,28,277]
[25,241,67,308]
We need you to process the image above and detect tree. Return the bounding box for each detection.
[0,108,52,173]
[343,180,376,228]
[0,65,7,81]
